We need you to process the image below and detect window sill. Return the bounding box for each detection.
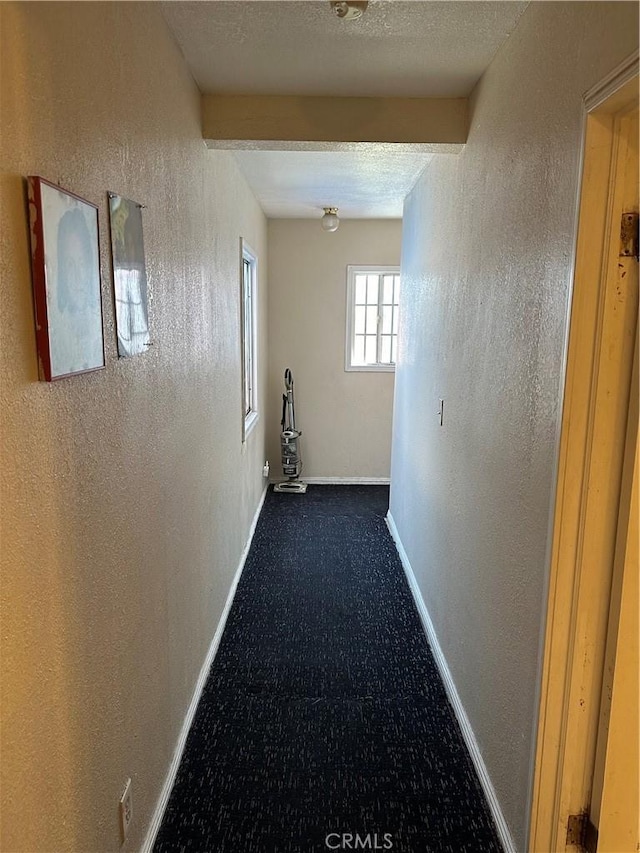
[345,364,396,373]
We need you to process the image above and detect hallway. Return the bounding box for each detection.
[153,486,501,852]
[2,4,638,851]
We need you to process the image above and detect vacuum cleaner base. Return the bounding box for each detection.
[274,481,308,494]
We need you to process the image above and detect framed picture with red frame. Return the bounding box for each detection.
[27,176,105,381]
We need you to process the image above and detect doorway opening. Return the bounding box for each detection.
[529,56,638,852]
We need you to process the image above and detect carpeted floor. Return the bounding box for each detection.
[153,485,503,852]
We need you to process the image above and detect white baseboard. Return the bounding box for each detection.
[385,511,517,853]
[141,484,268,853]
[272,476,391,485]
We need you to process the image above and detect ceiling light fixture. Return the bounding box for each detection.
[321,207,340,232]
[330,1,368,21]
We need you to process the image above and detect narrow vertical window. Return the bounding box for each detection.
[346,266,400,371]
[241,239,258,439]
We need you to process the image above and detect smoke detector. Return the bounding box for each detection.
[330,1,368,21]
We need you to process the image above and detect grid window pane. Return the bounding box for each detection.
[365,335,377,364]
[243,263,249,412]
[380,335,392,363]
[366,275,378,304]
[381,305,393,334]
[391,337,396,363]
[382,275,395,304]
[242,255,255,418]
[366,305,378,334]
[347,267,399,370]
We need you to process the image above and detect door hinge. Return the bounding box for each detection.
[620,211,639,260]
[567,812,599,853]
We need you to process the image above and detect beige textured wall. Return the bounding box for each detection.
[389,3,639,850]
[0,3,267,852]
[267,219,402,480]
[202,94,467,144]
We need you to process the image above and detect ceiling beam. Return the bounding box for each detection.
[201,94,467,148]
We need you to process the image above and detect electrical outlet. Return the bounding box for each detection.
[119,778,133,843]
[262,461,270,478]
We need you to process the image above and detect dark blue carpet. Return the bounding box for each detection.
[153,485,503,852]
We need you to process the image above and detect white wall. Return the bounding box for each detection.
[389,3,639,850]
[0,4,267,851]
[267,218,402,480]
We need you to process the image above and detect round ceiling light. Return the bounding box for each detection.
[330,1,368,21]
[321,207,340,232]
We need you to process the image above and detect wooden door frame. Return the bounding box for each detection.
[592,331,639,850]
[528,52,639,853]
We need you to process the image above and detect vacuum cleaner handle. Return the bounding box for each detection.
[284,368,293,390]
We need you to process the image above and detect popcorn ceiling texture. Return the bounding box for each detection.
[389,3,639,850]
[0,3,267,851]
[163,0,529,98]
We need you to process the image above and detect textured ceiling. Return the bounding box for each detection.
[162,1,528,98]
[231,148,434,218]
[161,0,529,218]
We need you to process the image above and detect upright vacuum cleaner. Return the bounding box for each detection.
[274,368,307,494]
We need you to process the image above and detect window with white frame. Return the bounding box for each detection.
[241,239,258,439]
[345,266,400,371]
